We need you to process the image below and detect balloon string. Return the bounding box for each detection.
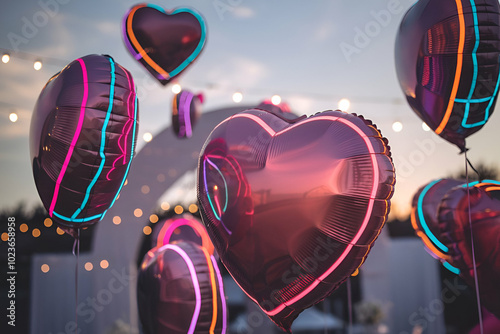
[465,150,483,334]
[72,229,80,333]
[323,300,328,334]
[466,157,481,180]
[347,277,353,334]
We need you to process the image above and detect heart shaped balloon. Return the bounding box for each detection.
[172,90,203,138]
[410,178,464,274]
[122,4,206,85]
[197,109,396,331]
[395,0,500,151]
[438,180,500,319]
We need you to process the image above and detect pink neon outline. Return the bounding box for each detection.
[48,58,88,217]
[158,244,202,334]
[211,255,227,334]
[107,66,135,180]
[217,113,380,316]
[160,218,200,246]
[184,93,194,137]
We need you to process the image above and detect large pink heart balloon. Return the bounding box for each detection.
[197,109,396,331]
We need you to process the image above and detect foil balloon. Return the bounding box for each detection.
[137,242,227,334]
[30,54,139,231]
[172,90,203,138]
[152,213,214,255]
[411,179,464,274]
[122,3,207,86]
[438,180,500,319]
[256,99,292,115]
[395,0,500,151]
[197,109,396,331]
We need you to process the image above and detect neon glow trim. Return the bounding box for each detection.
[71,58,116,219]
[159,244,201,334]
[158,218,212,253]
[124,5,206,80]
[201,248,218,334]
[203,158,231,235]
[49,58,89,218]
[107,66,135,180]
[53,211,102,223]
[443,261,461,275]
[183,93,194,137]
[435,0,465,134]
[102,90,138,220]
[456,0,500,129]
[417,179,449,252]
[461,180,500,188]
[212,112,380,316]
[211,255,227,334]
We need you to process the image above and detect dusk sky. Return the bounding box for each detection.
[1,0,499,217]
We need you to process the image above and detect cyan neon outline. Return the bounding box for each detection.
[71,58,116,219]
[146,3,166,13]
[53,211,103,223]
[418,179,449,252]
[203,158,229,220]
[460,179,500,188]
[169,8,207,77]
[457,0,500,128]
[443,261,461,274]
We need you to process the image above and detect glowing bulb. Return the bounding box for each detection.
[172,83,181,94]
[392,121,403,133]
[44,218,52,227]
[9,113,18,123]
[189,203,198,213]
[134,208,143,217]
[34,60,42,71]
[112,216,121,225]
[161,202,170,210]
[338,98,350,112]
[143,226,152,235]
[422,122,431,132]
[84,262,93,271]
[100,260,109,269]
[149,214,159,223]
[41,264,50,273]
[271,95,281,105]
[2,54,10,63]
[20,223,28,233]
[174,205,184,214]
[143,132,153,142]
[32,228,41,237]
[232,92,243,103]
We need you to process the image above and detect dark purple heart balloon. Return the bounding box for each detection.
[438,181,500,319]
[395,0,500,151]
[137,242,227,334]
[197,109,396,331]
[29,54,139,230]
[123,4,206,85]
[172,90,203,138]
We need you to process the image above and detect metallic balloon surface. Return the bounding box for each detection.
[122,4,206,85]
[172,90,203,138]
[438,181,500,318]
[411,178,464,273]
[152,213,214,255]
[395,0,500,150]
[30,54,139,230]
[137,242,227,334]
[197,109,396,331]
[256,99,292,116]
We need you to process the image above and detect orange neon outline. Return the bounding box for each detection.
[127,5,170,80]
[412,208,449,260]
[435,0,465,134]
[201,247,218,334]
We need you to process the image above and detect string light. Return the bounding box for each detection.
[9,113,18,123]
[33,60,42,71]
[134,208,143,217]
[143,226,152,235]
[143,132,153,142]
[174,205,184,214]
[84,262,93,271]
[112,216,121,225]
[41,264,50,273]
[422,122,431,132]
[100,260,109,269]
[232,91,243,103]
[2,53,10,64]
[172,83,181,94]
[271,95,281,105]
[338,98,351,112]
[392,121,403,133]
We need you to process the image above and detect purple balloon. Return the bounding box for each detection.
[395,0,500,150]
[122,4,207,86]
[172,90,203,138]
[137,242,227,334]
[30,54,139,230]
[438,181,500,318]
[197,109,396,331]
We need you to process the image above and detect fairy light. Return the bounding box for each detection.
[100,260,109,269]
[232,91,243,103]
[143,132,153,142]
[1,53,10,63]
[271,95,281,105]
[338,98,351,112]
[84,262,93,271]
[174,205,184,214]
[34,60,42,71]
[172,83,181,94]
[41,264,50,273]
[9,113,18,123]
[392,121,403,132]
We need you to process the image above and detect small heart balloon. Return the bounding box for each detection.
[172,90,203,138]
[122,3,207,85]
[438,180,500,319]
[395,0,500,151]
[410,178,464,273]
[197,109,396,331]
